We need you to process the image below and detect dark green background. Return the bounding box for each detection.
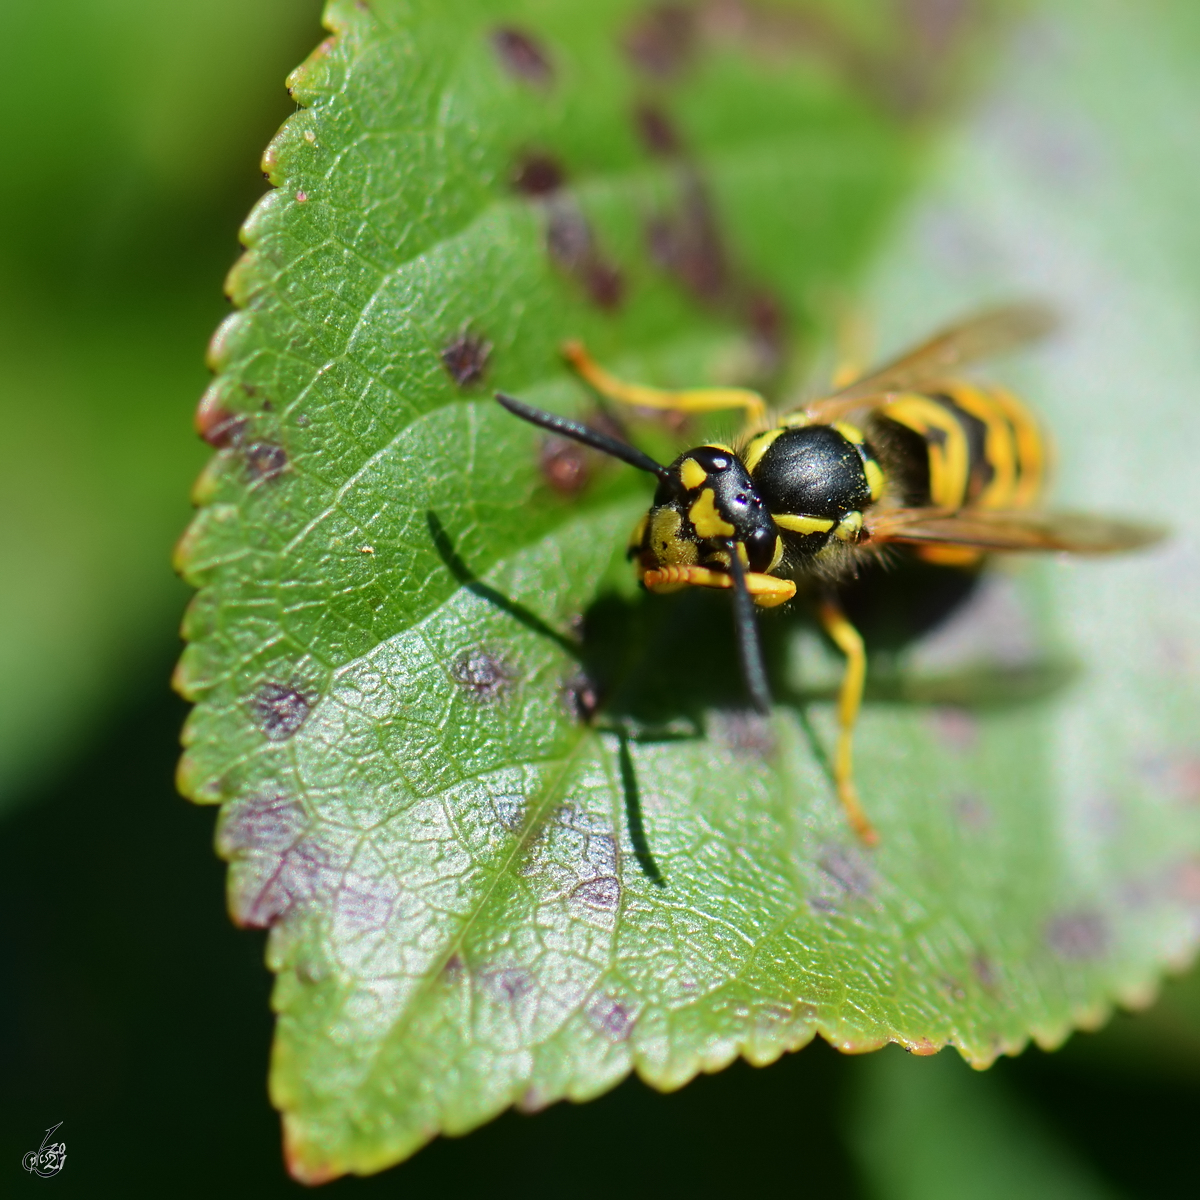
[2,2,1198,1195]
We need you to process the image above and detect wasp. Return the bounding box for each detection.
[496,306,1162,844]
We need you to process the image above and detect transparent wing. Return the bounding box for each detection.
[804,304,1057,422]
[866,507,1166,554]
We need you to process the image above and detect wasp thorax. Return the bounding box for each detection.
[743,423,881,556]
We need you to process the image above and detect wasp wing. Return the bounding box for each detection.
[803,304,1057,422]
[866,507,1166,554]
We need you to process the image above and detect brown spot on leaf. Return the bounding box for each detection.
[646,172,729,304]
[513,152,565,195]
[442,953,466,982]
[634,103,682,156]
[195,392,247,449]
[245,441,288,481]
[540,435,591,495]
[546,202,625,311]
[451,649,511,702]
[492,27,553,85]
[441,329,492,387]
[253,683,311,741]
[624,4,697,77]
[1047,909,1110,960]
[583,260,625,309]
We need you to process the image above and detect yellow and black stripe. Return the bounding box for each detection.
[871,383,1045,512]
[868,383,1046,564]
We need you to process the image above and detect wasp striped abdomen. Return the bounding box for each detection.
[869,384,1047,564]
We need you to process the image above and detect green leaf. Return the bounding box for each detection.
[176,0,1200,1182]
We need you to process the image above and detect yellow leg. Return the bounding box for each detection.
[642,564,796,607]
[563,340,767,424]
[816,598,878,846]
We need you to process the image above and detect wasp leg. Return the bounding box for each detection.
[564,340,767,425]
[642,564,796,608]
[816,598,879,846]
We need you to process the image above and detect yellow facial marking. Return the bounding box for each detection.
[705,442,735,454]
[628,512,648,551]
[649,508,699,565]
[742,428,784,475]
[679,458,707,491]
[774,512,835,535]
[835,510,863,542]
[767,535,783,573]
[833,420,866,446]
[864,459,885,502]
[689,488,736,539]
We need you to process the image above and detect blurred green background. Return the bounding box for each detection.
[2,1,1198,1195]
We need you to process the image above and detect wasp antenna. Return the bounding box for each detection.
[726,547,773,716]
[495,392,671,481]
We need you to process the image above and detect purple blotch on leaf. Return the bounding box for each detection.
[513,152,565,195]
[253,683,311,741]
[1046,910,1110,960]
[572,876,621,910]
[645,173,729,304]
[624,4,697,77]
[545,203,625,310]
[245,441,288,481]
[634,103,681,155]
[492,27,553,85]
[217,795,333,929]
[587,994,636,1041]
